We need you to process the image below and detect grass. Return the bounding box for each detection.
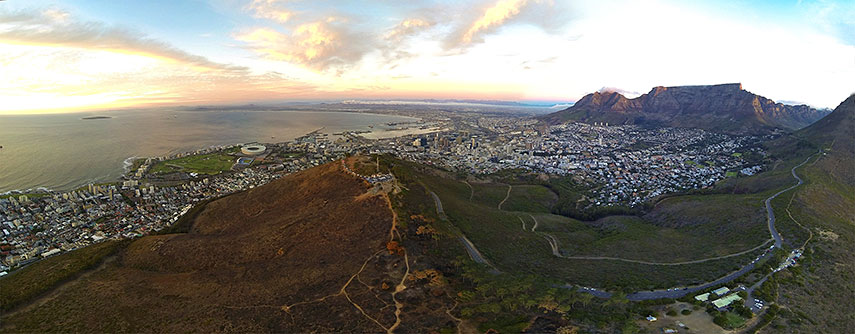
[404,159,762,290]
[502,184,557,213]
[0,239,129,312]
[149,153,235,175]
[715,311,747,329]
[726,171,738,177]
[0,192,50,200]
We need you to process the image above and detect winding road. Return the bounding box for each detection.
[765,155,813,248]
[624,153,817,300]
[429,153,814,300]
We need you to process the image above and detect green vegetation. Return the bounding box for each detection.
[453,258,658,333]
[0,240,129,312]
[149,152,235,175]
[725,171,738,177]
[382,155,764,290]
[713,311,747,329]
[0,192,50,200]
[501,184,556,213]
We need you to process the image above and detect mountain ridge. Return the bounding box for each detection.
[541,83,831,134]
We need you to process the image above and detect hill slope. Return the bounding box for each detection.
[1,160,457,332]
[541,83,830,134]
[755,94,854,332]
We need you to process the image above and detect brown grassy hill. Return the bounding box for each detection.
[1,159,458,333]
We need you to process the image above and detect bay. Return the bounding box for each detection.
[0,109,417,192]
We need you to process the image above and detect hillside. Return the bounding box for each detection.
[0,159,458,332]
[751,94,854,332]
[541,83,830,134]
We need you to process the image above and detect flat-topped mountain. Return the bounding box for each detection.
[541,83,831,134]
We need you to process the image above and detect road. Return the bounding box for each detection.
[623,154,816,300]
[430,191,496,270]
[765,155,812,248]
[430,154,814,300]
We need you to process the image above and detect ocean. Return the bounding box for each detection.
[0,109,418,193]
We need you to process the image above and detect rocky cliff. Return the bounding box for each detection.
[541,83,831,134]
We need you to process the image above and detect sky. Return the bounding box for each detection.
[0,0,853,114]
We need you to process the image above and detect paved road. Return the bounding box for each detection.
[431,154,813,301]
[459,236,491,265]
[430,191,496,270]
[765,155,812,248]
[429,191,447,220]
[622,154,816,300]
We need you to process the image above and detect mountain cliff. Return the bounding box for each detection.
[541,83,831,134]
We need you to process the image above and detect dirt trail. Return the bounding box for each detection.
[387,230,409,334]
[497,184,512,210]
[463,181,474,201]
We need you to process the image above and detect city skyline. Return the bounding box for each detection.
[1,0,853,114]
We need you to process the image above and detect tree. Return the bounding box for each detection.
[577,292,594,308]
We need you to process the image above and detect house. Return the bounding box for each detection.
[712,293,742,309]
[694,292,710,302]
[712,286,730,296]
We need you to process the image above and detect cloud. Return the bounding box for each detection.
[385,18,434,42]
[0,9,246,73]
[461,0,529,45]
[0,42,320,113]
[445,0,568,50]
[236,20,373,71]
[378,18,436,66]
[597,86,640,97]
[246,0,294,23]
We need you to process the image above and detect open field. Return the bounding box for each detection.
[149,153,235,175]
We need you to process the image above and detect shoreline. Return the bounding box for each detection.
[1,111,428,194]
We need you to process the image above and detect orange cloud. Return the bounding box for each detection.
[0,10,246,73]
[236,21,371,71]
[462,0,530,44]
[246,0,294,23]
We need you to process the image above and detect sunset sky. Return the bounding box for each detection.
[1,0,853,114]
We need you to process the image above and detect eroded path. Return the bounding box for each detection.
[497,184,512,210]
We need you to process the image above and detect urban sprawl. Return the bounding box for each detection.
[1,114,767,274]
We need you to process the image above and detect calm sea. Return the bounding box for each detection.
[0,109,417,193]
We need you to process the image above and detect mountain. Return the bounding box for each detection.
[797,94,854,154]
[1,159,456,332]
[541,83,831,134]
[756,94,854,332]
